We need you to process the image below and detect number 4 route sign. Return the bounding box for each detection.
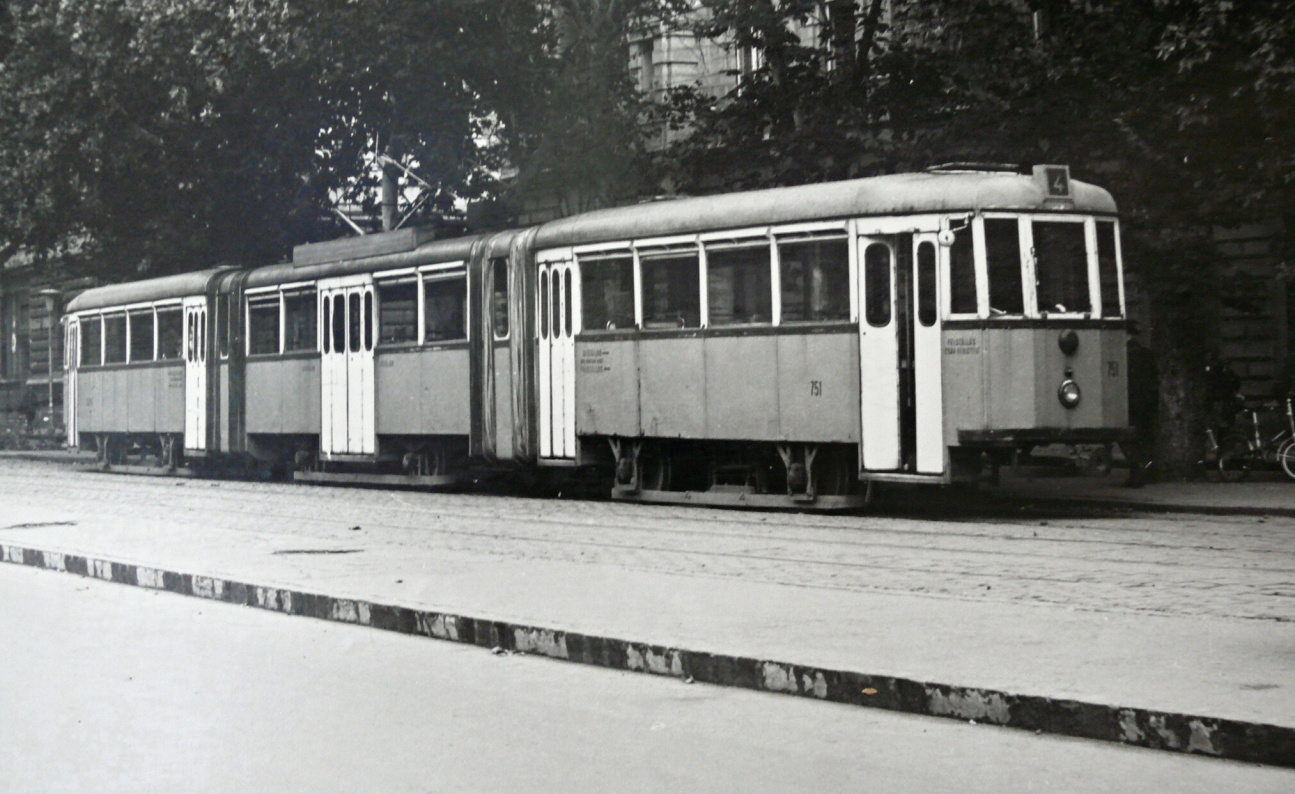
[1034,164,1072,199]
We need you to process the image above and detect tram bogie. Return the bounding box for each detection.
[62,165,1129,510]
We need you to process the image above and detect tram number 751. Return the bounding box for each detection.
[810,380,823,397]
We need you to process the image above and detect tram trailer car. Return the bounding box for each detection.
[63,165,1128,509]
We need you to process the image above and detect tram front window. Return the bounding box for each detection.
[984,218,1024,315]
[1033,221,1090,314]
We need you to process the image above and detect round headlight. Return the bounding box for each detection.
[1058,379,1081,409]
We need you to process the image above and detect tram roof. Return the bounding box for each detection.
[533,170,1117,248]
[65,268,229,313]
[242,227,548,289]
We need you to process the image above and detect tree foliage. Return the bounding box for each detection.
[501,0,688,217]
[0,0,549,276]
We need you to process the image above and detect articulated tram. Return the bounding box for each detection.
[63,165,1128,509]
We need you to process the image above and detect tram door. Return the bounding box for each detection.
[859,232,945,474]
[183,297,208,452]
[65,318,78,447]
[537,258,577,460]
[319,277,376,457]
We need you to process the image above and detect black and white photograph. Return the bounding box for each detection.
[1,0,1293,790]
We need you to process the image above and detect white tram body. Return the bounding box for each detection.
[63,165,1127,509]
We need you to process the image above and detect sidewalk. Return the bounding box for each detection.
[1,459,1293,769]
[993,467,1295,517]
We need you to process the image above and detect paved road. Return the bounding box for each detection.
[1,459,1291,622]
[2,563,1289,793]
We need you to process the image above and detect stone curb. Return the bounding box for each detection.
[4,542,1293,768]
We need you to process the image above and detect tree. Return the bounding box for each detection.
[497,0,689,219]
[0,0,549,277]
[659,0,1295,475]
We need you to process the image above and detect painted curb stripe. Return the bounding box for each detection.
[4,541,1292,768]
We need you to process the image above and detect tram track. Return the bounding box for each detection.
[2,464,1291,573]
[3,463,1293,624]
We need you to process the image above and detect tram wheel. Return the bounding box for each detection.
[814,450,855,496]
[640,452,671,491]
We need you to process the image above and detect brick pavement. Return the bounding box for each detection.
[2,457,1294,766]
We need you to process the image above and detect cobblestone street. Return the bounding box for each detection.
[2,459,1292,622]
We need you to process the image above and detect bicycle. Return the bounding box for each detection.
[1214,396,1295,482]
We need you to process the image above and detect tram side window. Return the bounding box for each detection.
[129,310,155,362]
[491,258,509,339]
[377,280,417,345]
[949,226,977,314]
[779,237,849,322]
[331,294,346,353]
[80,316,102,366]
[157,308,183,360]
[103,314,127,364]
[1096,221,1121,317]
[284,290,317,351]
[424,275,467,342]
[581,254,634,331]
[863,243,892,327]
[348,292,362,353]
[640,251,700,328]
[1033,221,1090,314]
[706,244,771,325]
[984,219,1025,315]
[363,291,374,350]
[216,294,230,358]
[917,242,937,327]
[247,296,281,355]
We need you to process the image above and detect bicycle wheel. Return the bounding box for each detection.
[1278,438,1295,481]
[1215,435,1253,483]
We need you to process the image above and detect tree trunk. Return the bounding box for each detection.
[1147,291,1213,479]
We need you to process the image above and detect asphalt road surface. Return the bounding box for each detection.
[2,564,1289,793]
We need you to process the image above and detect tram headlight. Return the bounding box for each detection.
[1058,379,1082,409]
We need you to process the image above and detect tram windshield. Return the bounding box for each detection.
[967,214,1122,319]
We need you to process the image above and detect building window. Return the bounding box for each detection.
[247,296,280,355]
[632,38,654,94]
[581,254,635,331]
[157,307,183,360]
[707,243,771,325]
[491,258,509,339]
[129,309,155,362]
[284,289,317,351]
[425,274,467,342]
[985,218,1025,315]
[377,280,417,345]
[779,236,849,322]
[1096,221,1121,318]
[1033,220,1090,314]
[103,314,127,364]
[863,243,892,327]
[80,316,102,367]
[640,249,700,328]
